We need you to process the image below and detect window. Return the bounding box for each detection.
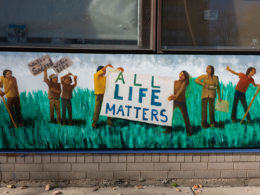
[0,0,155,51]
[159,0,260,52]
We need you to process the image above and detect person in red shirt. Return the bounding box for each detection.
[226,66,260,123]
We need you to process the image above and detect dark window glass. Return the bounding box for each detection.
[0,0,155,50]
[160,0,260,51]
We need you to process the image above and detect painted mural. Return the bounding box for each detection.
[0,52,259,150]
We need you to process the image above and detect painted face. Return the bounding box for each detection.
[64,77,72,84]
[206,66,212,75]
[52,77,58,83]
[179,72,185,81]
[5,71,12,79]
[248,69,256,77]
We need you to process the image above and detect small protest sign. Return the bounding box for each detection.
[52,56,73,74]
[101,69,174,126]
[28,55,53,76]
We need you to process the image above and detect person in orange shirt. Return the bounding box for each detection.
[92,64,124,128]
[0,69,23,126]
[226,66,260,123]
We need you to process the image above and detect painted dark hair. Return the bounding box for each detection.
[96,66,104,72]
[246,67,256,75]
[208,65,215,76]
[181,70,190,86]
[3,69,12,77]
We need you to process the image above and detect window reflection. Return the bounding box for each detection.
[161,0,260,50]
[0,0,153,50]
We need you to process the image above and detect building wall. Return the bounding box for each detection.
[1,153,260,181]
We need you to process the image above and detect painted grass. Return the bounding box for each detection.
[0,80,259,150]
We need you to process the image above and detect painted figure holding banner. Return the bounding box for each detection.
[61,73,77,125]
[168,71,192,136]
[195,65,222,129]
[0,69,23,127]
[226,66,260,123]
[44,69,61,124]
[92,64,124,128]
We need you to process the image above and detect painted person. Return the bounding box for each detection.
[92,64,124,128]
[226,66,260,123]
[0,69,23,126]
[44,69,61,124]
[168,71,192,136]
[61,73,77,125]
[195,65,222,128]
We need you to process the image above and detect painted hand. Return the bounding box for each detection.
[107,64,113,68]
[117,67,124,72]
[168,95,174,101]
[226,66,230,71]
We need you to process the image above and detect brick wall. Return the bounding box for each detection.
[0,153,260,181]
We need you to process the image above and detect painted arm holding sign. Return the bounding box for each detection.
[60,73,77,124]
[92,64,124,128]
[43,69,61,124]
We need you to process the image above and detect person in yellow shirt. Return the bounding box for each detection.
[0,69,23,126]
[195,65,222,128]
[92,64,124,128]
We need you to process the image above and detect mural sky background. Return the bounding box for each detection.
[0,52,260,95]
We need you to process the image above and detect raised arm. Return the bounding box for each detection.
[117,67,124,72]
[61,73,72,81]
[43,69,50,85]
[226,66,239,76]
[102,64,114,71]
[73,75,78,88]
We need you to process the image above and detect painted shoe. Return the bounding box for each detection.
[201,123,209,129]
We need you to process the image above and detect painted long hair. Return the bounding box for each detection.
[208,65,215,76]
[181,70,190,86]
[246,67,256,75]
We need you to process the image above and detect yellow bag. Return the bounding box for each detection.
[215,99,229,113]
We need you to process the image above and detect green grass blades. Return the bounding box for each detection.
[0,82,259,150]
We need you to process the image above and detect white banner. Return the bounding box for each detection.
[28,55,53,76]
[101,69,174,126]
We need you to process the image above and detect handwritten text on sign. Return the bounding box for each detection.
[101,70,174,126]
[28,55,53,76]
[52,56,73,74]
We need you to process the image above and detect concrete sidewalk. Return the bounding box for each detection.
[1,186,260,195]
